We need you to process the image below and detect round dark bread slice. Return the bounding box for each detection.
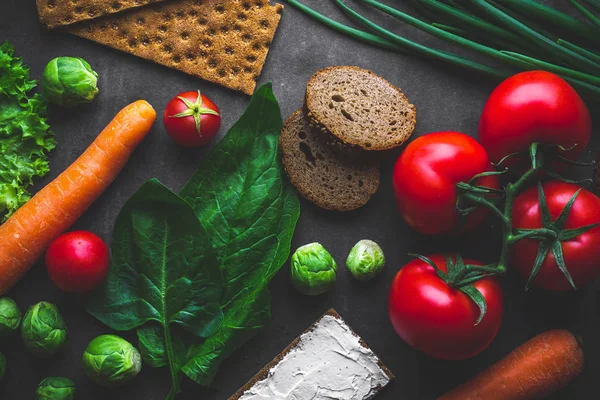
[281,110,380,211]
[305,66,416,153]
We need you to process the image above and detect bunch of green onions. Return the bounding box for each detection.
[284,0,600,100]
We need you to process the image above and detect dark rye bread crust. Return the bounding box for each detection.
[281,110,380,211]
[305,66,416,153]
[228,308,394,400]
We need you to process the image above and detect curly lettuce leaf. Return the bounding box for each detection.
[0,41,55,221]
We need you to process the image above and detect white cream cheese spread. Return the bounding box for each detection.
[239,314,391,400]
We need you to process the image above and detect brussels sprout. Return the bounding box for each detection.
[35,377,76,400]
[291,243,337,295]
[346,240,386,281]
[83,334,142,388]
[0,352,5,382]
[21,302,67,357]
[0,297,21,336]
[42,57,99,107]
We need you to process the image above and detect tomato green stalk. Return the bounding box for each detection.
[459,142,599,289]
[171,90,220,136]
[409,253,497,324]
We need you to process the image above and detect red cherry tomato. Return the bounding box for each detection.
[389,254,503,360]
[393,131,500,235]
[511,181,600,291]
[479,71,591,165]
[163,90,221,148]
[45,231,110,293]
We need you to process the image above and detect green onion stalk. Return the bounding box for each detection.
[284,0,600,100]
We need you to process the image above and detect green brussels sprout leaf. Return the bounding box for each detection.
[36,377,76,400]
[83,334,142,388]
[42,57,99,107]
[21,302,67,357]
[346,240,386,281]
[0,297,21,336]
[291,243,337,295]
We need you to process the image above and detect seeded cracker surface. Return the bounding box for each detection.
[36,0,167,29]
[67,0,284,95]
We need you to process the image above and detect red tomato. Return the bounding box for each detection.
[45,231,110,293]
[479,71,591,165]
[389,255,503,360]
[511,181,600,291]
[163,90,221,148]
[393,131,500,235]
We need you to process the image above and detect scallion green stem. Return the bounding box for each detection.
[496,0,599,43]
[414,0,525,49]
[358,0,531,67]
[488,0,558,41]
[472,0,600,74]
[320,0,510,78]
[501,51,600,86]
[557,39,600,64]
[282,0,405,52]
[585,0,600,12]
[570,0,600,30]
[431,23,468,35]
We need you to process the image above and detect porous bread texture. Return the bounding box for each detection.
[281,110,380,211]
[36,0,167,29]
[305,66,416,152]
[67,0,284,95]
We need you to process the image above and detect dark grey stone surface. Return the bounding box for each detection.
[1,0,598,399]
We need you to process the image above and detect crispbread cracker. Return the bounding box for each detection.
[67,0,284,95]
[37,0,167,29]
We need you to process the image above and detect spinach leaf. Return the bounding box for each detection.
[179,83,300,385]
[87,178,224,394]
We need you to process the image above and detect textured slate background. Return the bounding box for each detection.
[1,0,599,399]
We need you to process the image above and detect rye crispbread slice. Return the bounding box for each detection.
[229,309,394,400]
[305,66,416,153]
[36,0,167,29]
[281,109,380,211]
[67,0,284,95]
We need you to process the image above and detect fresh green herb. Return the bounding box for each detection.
[88,83,300,397]
[284,0,600,99]
[0,41,55,221]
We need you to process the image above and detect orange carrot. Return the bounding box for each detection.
[439,330,584,400]
[0,100,156,294]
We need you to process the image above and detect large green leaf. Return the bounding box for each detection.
[179,83,300,385]
[88,179,223,336]
[87,179,224,395]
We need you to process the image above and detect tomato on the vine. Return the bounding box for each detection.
[393,131,500,235]
[479,71,591,165]
[510,181,600,291]
[163,90,221,148]
[389,254,503,360]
